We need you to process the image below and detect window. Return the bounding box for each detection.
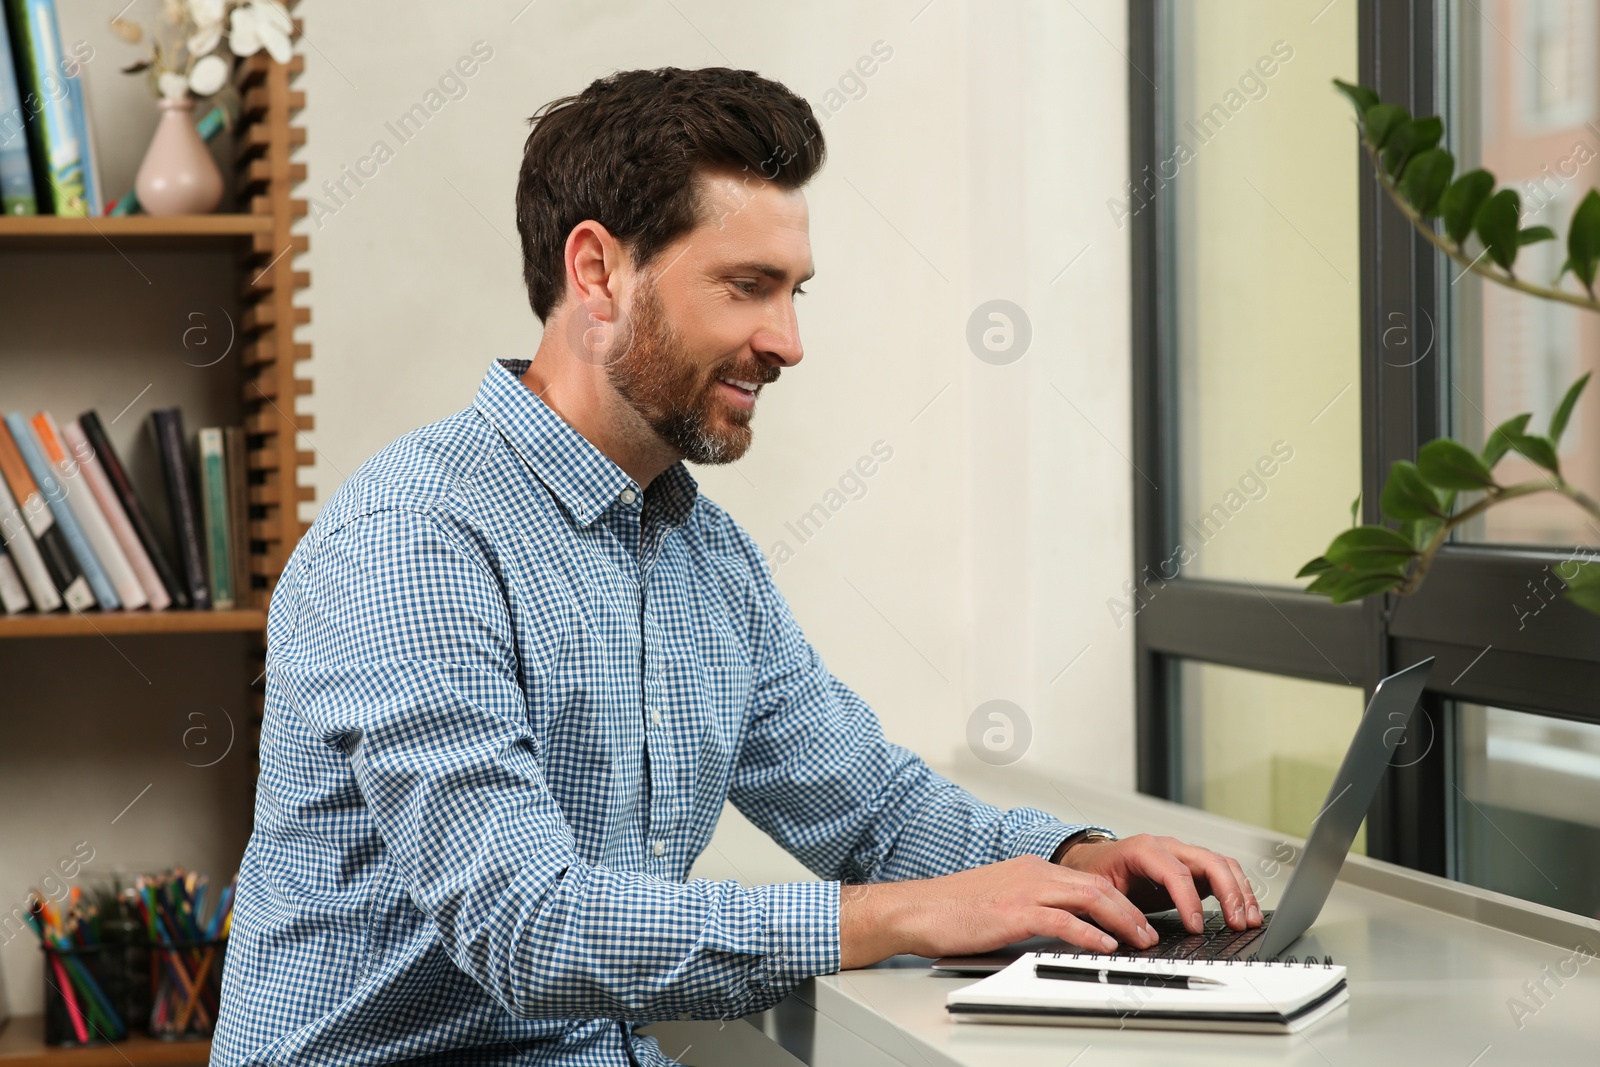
[1167,0,1362,585]
[1453,0,1600,547]
[1131,0,1600,909]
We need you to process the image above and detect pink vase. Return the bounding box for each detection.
[135,97,224,216]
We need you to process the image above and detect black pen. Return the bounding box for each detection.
[1035,963,1225,990]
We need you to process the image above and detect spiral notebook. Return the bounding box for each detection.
[946,951,1348,1034]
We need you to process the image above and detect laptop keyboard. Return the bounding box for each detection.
[1123,910,1273,961]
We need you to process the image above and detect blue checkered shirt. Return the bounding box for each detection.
[213,359,1098,1066]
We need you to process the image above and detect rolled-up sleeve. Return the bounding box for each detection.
[270,506,836,1022]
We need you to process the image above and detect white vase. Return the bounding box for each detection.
[134,97,224,216]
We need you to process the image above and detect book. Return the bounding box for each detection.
[0,0,37,215]
[3,0,88,216]
[223,426,250,607]
[197,427,233,609]
[0,418,87,610]
[0,538,29,612]
[78,409,190,609]
[0,450,61,611]
[32,412,146,609]
[946,951,1348,1034]
[63,39,98,215]
[5,412,117,608]
[61,418,170,610]
[151,407,210,610]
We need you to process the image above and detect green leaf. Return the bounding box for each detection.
[1549,371,1591,445]
[1297,556,1335,578]
[1483,413,1532,467]
[1325,525,1418,570]
[1416,438,1496,489]
[1398,147,1454,217]
[1439,169,1495,247]
[1517,225,1556,246]
[1329,571,1406,605]
[1349,494,1361,526]
[1567,189,1600,292]
[1400,517,1444,551]
[1474,188,1522,272]
[1563,561,1600,615]
[1363,104,1409,151]
[1508,432,1561,474]
[1380,460,1445,520]
[1333,79,1380,113]
[1305,569,1346,596]
[1382,116,1443,178]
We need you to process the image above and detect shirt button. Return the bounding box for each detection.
[651,840,665,857]
[650,709,663,726]
[619,488,637,504]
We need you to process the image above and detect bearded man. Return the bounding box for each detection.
[213,66,1260,1067]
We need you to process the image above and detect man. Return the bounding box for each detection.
[214,67,1260,1066]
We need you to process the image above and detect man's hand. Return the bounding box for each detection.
[837,837,1261,971]
[1056,833,1261,935]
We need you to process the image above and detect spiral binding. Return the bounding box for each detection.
[1050,950,1337,968]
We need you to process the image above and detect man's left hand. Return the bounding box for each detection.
[1056,834,1262,934]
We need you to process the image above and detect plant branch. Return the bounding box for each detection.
[1396,478,1600,595]
[1363,142,1600,313]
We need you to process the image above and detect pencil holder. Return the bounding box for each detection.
[148,937,226,1039]
[40,944,127,1045]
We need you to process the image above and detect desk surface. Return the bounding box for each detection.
[664,757,1600,1066]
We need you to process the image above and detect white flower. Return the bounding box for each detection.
[188,53,229,95]
[158,70,190,100]
[229,0,294,64]
[187,0,226,56]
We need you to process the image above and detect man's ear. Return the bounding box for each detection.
[563,220,624,326]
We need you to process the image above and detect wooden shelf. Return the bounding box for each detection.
[0,610,266,639]
[0,215,272,249]
[0,1016,209,1066]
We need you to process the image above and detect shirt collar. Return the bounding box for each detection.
[475,358,699,529]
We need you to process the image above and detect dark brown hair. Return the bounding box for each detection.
[516,67,826,322]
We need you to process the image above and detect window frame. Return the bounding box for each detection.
[1129,0,1600,879]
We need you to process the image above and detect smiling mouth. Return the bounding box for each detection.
[717,376,760,397]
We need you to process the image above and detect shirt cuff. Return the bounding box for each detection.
[1009,821,1119,864]
[751,879,840,988]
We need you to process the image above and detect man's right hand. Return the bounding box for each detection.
[837,855,1161,970]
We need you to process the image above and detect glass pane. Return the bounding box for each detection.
[1167,1,1362,584]
[1179,661,1368,854]
[1452,0,1600,546]
[1455,704,1600,917]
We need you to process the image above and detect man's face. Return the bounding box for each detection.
[605,169,812,465]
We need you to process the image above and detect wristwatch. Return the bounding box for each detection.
[1052,828,1119,863]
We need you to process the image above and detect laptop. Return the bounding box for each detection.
[933,658,1434,973]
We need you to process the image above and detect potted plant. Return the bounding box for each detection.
[113,0,294,215]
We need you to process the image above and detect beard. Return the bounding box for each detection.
[605,280,779,465]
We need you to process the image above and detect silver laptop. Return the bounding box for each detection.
[933,658,1434,973]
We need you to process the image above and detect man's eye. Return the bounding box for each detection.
[793,286,807,297]
[733,280,758,295]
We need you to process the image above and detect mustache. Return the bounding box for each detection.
[709,361,782,386]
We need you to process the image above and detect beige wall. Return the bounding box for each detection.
[292,0,1136,783]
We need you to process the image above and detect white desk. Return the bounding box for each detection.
[644,757,1600,1066]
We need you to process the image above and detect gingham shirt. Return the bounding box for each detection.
[213,358,1097,1066]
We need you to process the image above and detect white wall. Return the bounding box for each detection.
[292,0,1135,789]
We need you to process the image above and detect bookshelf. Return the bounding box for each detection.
[0,8,309,1064]
[0,1016,206,1066]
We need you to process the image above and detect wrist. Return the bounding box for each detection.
[1051,828,1119,865]
[839,882,904,970]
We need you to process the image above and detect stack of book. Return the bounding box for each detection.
[0,408,252,615]
[1,0,104,217]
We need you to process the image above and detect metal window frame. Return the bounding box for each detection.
[1129,0,1600,877]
